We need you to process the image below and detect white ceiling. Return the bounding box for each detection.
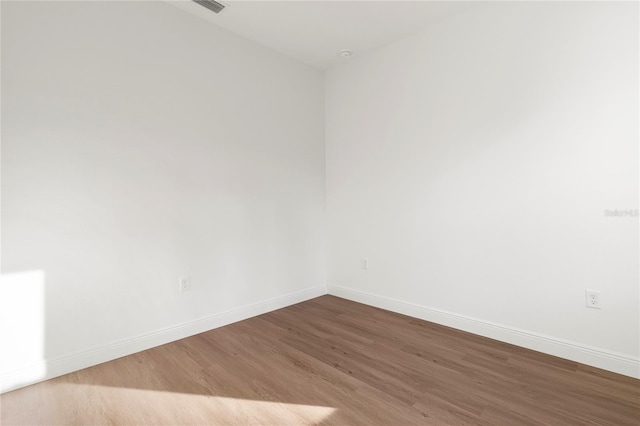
[168,1,477,70]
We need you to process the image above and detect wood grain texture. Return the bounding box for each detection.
[1,295,638,425]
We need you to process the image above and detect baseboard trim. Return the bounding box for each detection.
[0,285,328,394]
[327,284,640,379]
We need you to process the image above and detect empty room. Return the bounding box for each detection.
[1,0,638,424]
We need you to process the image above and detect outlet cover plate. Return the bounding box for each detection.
[179,276,191,292]
[585,289,601,309]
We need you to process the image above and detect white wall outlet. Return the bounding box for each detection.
[585,289,601,309]
[361,258,369,270]
[179,276,191,292]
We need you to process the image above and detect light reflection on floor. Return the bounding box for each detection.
[4,381,338,425]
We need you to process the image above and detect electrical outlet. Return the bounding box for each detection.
[585,289,601,309]
[179,276,191,292]
[361,258,369,270]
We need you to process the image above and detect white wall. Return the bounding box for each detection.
[2,0,638,391]
[1,0,325,391]
[326,1,639,375]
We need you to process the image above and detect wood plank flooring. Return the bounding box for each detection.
[1,295,638,425]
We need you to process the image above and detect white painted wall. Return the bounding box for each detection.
[326,1,639,373]
[2,0,638,391]
[1,0,325,391]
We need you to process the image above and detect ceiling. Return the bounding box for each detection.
[168,1,477,70]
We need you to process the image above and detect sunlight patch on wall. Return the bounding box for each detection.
[0,270,46,392]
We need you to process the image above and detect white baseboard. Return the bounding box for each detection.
[4,283,636,394]
[0,285,328,394]
[328,284,640,379]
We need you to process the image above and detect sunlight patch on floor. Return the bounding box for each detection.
[47,383,338,425]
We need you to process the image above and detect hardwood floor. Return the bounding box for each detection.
[1,295,638,425]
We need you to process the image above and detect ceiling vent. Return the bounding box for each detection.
[193,0,226,14]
